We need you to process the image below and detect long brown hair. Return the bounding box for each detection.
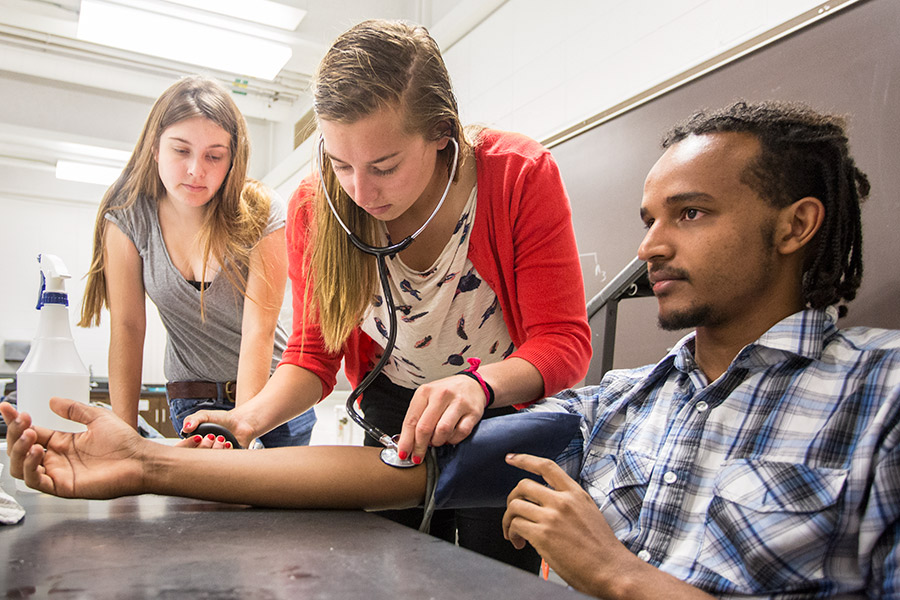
[308,19,469,352]
[79,75,262,326]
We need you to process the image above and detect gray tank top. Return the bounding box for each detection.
[105,196,288,383]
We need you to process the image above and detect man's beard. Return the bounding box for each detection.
[658,303,716,331]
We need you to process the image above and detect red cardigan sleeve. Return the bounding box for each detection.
[278,180,346,400]
[469,131,592,400]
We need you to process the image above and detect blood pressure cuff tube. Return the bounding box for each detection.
[429,411,582,510]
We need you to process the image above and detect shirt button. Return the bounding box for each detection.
[663,471,678,484]
[637,550,652,562]
[696,401,708,413]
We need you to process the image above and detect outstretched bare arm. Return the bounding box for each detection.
[1,398,426,510]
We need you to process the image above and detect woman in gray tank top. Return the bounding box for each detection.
[78,76,316,447]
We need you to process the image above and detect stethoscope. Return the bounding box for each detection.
[316,135,459,468]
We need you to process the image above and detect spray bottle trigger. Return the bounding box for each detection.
[36,257,47,310]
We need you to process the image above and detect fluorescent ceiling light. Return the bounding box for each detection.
[165,0,307,31]
[56,160,123,186]
[77,0,292,80]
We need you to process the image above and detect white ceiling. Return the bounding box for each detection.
[0,0,491,205]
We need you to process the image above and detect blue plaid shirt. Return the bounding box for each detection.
[537,308,900,598]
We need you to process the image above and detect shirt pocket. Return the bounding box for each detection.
[699,459,847,594]
[582,449,656,540]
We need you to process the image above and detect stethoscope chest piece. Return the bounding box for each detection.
[380,446,418,468]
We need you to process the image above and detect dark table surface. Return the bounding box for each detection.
[0,455,590,599]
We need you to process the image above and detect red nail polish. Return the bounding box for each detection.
[224,442,232,449]
[398,451,408,460]
[206,434,215,440]
[412,455,422,465]
[193,435,202,443]
[216,436,225,443]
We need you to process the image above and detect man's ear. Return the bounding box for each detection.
[776,196,825,255]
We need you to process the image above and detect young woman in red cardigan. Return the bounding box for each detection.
[183,19,591,572]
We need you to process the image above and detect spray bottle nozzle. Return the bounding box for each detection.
[36,253,71,310]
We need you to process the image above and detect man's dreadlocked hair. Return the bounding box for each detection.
[663,100,870,317]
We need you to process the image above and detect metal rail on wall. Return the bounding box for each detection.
[585,256,653,384]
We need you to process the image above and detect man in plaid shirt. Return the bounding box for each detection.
[503,101,899,599]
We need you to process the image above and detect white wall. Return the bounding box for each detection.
[268,0,830,202]
[444,0,827,142]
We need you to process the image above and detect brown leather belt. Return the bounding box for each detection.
[165,381,236,402]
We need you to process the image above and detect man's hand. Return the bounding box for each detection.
[502,452,629,595]
[1,398,148,499]
[503,453,716,600]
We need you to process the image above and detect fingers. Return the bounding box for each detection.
[396,396,425,462]
[181,412,243,447]
[507,528,529,550]
[502,477,554,549]
[402,402,466,464]
[397,378,485,463]
[502,490,539,549]
[180,411,211,435]
[174,434,204,448]
[22,441,53,494]
[180,433,233,450]
[2,401,24,451]
[412,402,469,460]
[206,434,233,450]
[49,396,104,426]
[445,413,480,445]
[505,453,578,491]
[7,419,38,481]
[0,400,19,428]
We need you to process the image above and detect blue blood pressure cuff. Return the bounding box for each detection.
[422,411,582,517]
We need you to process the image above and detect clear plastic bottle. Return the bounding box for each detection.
[16,254,89,433]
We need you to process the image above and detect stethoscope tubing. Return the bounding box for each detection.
[316,135,460,458]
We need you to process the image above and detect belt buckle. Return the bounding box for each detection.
[224,381,236,403]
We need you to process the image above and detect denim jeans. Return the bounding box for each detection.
[168,393,317,448]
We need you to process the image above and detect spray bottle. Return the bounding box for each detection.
[16,254,89,433]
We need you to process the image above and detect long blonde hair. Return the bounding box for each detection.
[79,75,263,326]
[308,19,470,352]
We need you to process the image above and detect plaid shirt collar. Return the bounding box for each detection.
[641,306,840,387]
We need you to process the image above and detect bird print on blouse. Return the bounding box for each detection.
[358,186,514,389]
[402,311,429,323]
[453,212,468,234]
[374,316,388,339]
[443,345,472,367]
[457,316,468,340]
[400,279,422,301]
[480,298,498,328]
[454,267,481,299]
[436,272,457,287]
